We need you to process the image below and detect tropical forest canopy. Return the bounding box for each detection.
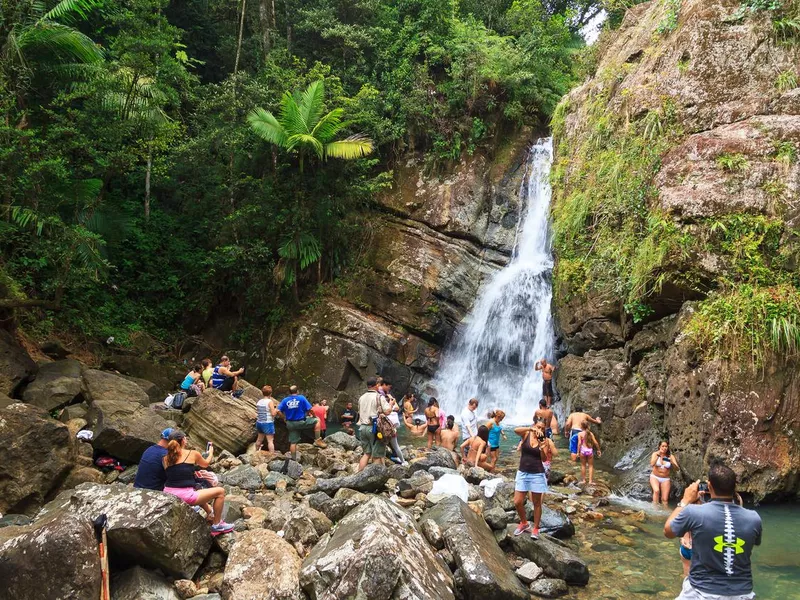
[0,0,626,347]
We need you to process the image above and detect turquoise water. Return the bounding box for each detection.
[395,424,800,599]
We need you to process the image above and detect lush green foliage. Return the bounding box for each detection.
[1,0,591,345]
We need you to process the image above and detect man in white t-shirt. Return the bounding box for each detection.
[459,398,479,455]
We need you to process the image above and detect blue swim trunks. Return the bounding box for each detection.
[569,429,581,454]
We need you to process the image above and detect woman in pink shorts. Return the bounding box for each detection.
[162,430,233,535]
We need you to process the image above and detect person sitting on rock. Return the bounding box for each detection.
[161,430,233,535]
[255,385,277,452]
[180,364,205,397]
[277,385,327,461]
[210,355,244,392]
[311,398,329,440]
[461,425,493,471]
[134,428,174,491]
[201,358,214,386]
[340,401,357,435]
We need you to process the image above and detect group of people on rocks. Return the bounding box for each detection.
[179,355,245,397]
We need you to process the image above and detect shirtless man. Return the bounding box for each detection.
[565,407,601,462]
[439,415,460,451]
[533,399,559,438]
[460,425,493,471]
[534,358,556,407]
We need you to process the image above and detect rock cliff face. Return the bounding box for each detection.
[552,0,800,499]
[258,132,536,403]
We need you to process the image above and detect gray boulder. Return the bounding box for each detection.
[301,496,455,600]
[120,375,163,404]
[112,566,180,600]
[83,368,150,407]
[516,561,544,583]
[38,483,212,579]
[183,389,257,455]
[0,329,37,396]
[398,470,434,498]
[407,447,457,474]
[489,484,574,538]
[0,403,76,514]
[503,528,589,585]
[312,463,389,496]
[264,471,295,490]
[89,398,171,464]
[483,507,508,531]
[268,458,304,479]
[22,359,84,411]
[220,465,263,491]
[307,488,369,522]
[429,466,460,480]
[530,578,568,598]
[0,511,100,600]
[423,496,529,600]
[221,529,302,600]
[324,430,360,451]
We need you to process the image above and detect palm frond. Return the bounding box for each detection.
[278,233,321,270]
[286,133,325,158]
[299,80,326,131]
[247,107,289,147]
[325,134,374,160]
[280,91,309,136]
[18,22,103,65]
[43,0,103,23]
[311,108,345,143]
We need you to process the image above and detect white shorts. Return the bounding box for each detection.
[675,578,755,600]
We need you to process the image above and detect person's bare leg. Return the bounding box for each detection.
[255,433,265,451]
[195,488,226,525]
[650,476,660,504]
[580,456,587,483]
[290,443,297,461]
[372,457,385,466]
[427,431,433,449]
[588,455,595,484]
[513,491,528,524]
[266,434,275,452]
[661,479,671,506]
[531,492,543,532]
[358,453,370,472]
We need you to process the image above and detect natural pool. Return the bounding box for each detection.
[395,423,800,599]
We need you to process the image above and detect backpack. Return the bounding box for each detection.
[171,391,187,410]
[375,395,396,440]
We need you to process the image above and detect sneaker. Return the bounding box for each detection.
[513,523,532,536]
[530,528,540,540]
[232,390,244,399]
[313,439,327,449]
[211,521,234,535]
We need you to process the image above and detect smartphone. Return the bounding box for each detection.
[698,481,709,493]
[206,442,212,453]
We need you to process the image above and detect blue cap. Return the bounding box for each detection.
[161,428,174,440]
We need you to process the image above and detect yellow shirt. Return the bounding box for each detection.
[202,367,213,385]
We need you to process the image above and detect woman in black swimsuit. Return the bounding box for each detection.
[424,398,440,449]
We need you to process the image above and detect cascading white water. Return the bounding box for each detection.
[431,138,556,424]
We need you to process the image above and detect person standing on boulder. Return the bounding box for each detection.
[357,377,391,471]
[459,398,479,456]
[565,407,601,461]
[277,385,327,461]
[161,430,234,535]
[311,398,329,440]
[512,423,553,540]
[534,399,558,438]
[255,385,277,452]
[534,358,556,407]
[664,462,762,600]
[134,428,174,490]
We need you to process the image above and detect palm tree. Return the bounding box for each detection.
[246,80,374,173]
[1,0,104,109]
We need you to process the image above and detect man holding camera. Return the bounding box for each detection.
[664,462,762,600]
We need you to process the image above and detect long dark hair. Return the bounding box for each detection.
[166,431,186,466]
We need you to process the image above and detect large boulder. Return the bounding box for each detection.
[323,430,360,451]
[121,375,164,404]
[184,389,257,455]
[301,496,455,600]
[220,464,263,491]
[83,368,150,407]
[423,496,529,600]
[112,566,180,600]
[407,446,457,474]
[312,463,390,496]
[503,528,589,585]
[89,398,171,464]
[0,403,76,514]
[38,483,212,579]
[0,329,37,396]
[22,358,84,411]
[221,529,302,600]
[307,488,370,522]
[0,510,101,600]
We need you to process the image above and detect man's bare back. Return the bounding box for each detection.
[565,412,600,431]
[440,427,459,450]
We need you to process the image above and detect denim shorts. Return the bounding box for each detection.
[256,421,275,435]
[515,471,548,494]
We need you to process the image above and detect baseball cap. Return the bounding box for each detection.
[161,428,174,440]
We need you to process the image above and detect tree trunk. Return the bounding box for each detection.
[259,0,272,60]
[234,0,247,75]
[285,0,292,55]
[144,144,152,219]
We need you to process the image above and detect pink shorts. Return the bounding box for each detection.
[163,486,199,504]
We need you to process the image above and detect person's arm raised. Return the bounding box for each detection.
[514,426,532,437]
[650,452,658,467]
[664,482,699,538]
[194,448,212,469]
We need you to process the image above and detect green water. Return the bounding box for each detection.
[395,424,800,599]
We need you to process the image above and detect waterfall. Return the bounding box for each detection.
[431,138,556,424]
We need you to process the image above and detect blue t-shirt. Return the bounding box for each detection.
[278,394,312,421]
[133,445,168,490]
[488,423,502,448]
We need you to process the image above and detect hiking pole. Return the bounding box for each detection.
[93,514,111,600]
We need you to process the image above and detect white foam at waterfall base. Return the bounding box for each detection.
[430,138,556,424]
